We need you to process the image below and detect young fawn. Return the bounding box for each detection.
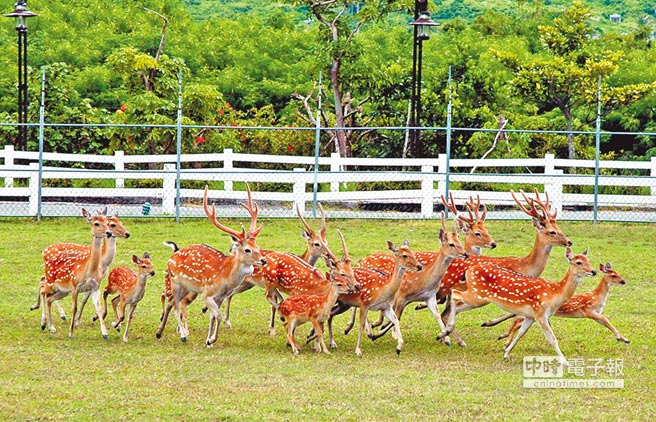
[464,247,596,365]
[484,262,629,346]
[279,274,358,355]
[99,253,155,343]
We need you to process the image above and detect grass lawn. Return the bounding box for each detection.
[0,216,654,421]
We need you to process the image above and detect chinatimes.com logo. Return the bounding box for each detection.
[522,356,624,389]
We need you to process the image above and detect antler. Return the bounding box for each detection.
[510,189,545,221]
[440,192,473,223]
[239,183,263,239]
[529,188,557,219]
[336,229,351,263]
[203,185,246,240]
[465,195,487,222]
[296,203,327,238]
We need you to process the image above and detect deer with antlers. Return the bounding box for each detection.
[483,262,629,346]
[31,209,131,323]
[38,208,113,339]
[165,184,266,346]
[98,252,155,343]
[435,188,572,346]
[365,214,468,343]
[465,247,596,364]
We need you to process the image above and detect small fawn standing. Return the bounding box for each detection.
[279,274,358,355]
[464,247,596,365]
[98,253,156,343]
[483,262,629,346]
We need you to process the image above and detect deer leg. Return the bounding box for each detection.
[503,317,534,360]
[203,296,221,347]
[355,307,369,357]
[426,296,452,347]
[74,291,92,326]
[503,317,525,348]
[285,319,300,355]
[45,291,66,333]
[55,301,67,321]
[344,308,357,334]
[588,312,630,344]
[535,316,568,367]
[371,310,385,328]
[224,280,256,329]
[482,312,516,327]
[122,304,137,343]
[156,297,174,339]
[68,287,79,338]
[173,287,189,342]
[113,296,124,331]
[371,300,405,341]
[90,288,109,340]
[265,286,283,336]
[311,319,329,354]
[382,306,403,355]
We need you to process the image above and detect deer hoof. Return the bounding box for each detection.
[102,334,108,340]
[181,337,187,343]
[61,316,67,321]
[41,324,46,331]
[396,347,401,356]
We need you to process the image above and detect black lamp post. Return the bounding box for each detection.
[409,0,439,157]
[5,1,36,151]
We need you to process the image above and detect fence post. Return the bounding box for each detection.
[544,166,564,216]
[330,152,340,193]
[293,168,306,215]
[114,150,125,188]
[163,164,176,215]
[435,154,447,206]
[4,145,14,188]
[544,153,555,174]
[421,164,434,218]
[651,157,656,196]
[29,162,39,216]
[224,148,233,192]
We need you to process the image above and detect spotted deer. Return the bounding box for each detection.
[368,214,468,342]
[436,189,572,346]
[483,262,629,346]
[165,184,266,346]
[98,252,155,342]
[38,208,113,339]
[30,209,131,323]
[279,273,357,355]
[464,247,596,365]
[321,239,422,356]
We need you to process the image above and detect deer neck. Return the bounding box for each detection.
[592,278,611,303]
[388,263,408,291]
[132,273,149,302]
[100,237,117,272]
[522,233,553,277]
[302,251,319,266]
[84,235,105,280]
[550,267,583,309]
[425,249,455,285]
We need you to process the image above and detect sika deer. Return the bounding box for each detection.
[465,247,596,365]
[39,208,113,339]
[279,273,357,355]
[483,262,629,346]
[99,253,155,342]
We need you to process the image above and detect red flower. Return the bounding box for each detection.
[218,109,225,115]
[120,104,127,112]
[225,102,231,109]
[196,136,206,145]
[287,145,293,152]
[240,135,247,141]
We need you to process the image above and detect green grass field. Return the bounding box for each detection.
[0,216,654,421]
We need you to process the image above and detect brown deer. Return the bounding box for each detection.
[436,189,572,346]
[165,184,266,346]
[221,203,330,330]
[323,239,422,356]
[483,262,629,346]
[464,247,596,365]
[98,252,155,343]
[279,273,357,355]
[359,194,496,344]
[368,214,468,342]
[31,209,131,323]
[38,208,113,339]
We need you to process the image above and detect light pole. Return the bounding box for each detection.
[410,0,439,157]
[5,1,36,151]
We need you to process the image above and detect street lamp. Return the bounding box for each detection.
[409,0,439,157]
[5,1,36,151]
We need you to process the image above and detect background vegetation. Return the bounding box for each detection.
[0,0,654,161]
[0,216,654,420]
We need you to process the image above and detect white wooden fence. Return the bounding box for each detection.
[1,145,655,221]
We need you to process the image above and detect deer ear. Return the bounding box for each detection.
[387,240,396,253]
[439,229,447,242]
[565,247,573,261]
[132,255,140,264]
[143,252,150,260]
[582,247,589,256]
[300,228,310,240]
[82,208,91,221]
[531,217,543,230]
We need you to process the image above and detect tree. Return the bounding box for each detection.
[491,1,655,159]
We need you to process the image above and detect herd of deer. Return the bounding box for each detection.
[30,185,630,365]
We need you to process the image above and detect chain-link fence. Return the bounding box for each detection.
[1,124,655,222]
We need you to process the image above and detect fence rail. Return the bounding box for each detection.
[1,145,655,222]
